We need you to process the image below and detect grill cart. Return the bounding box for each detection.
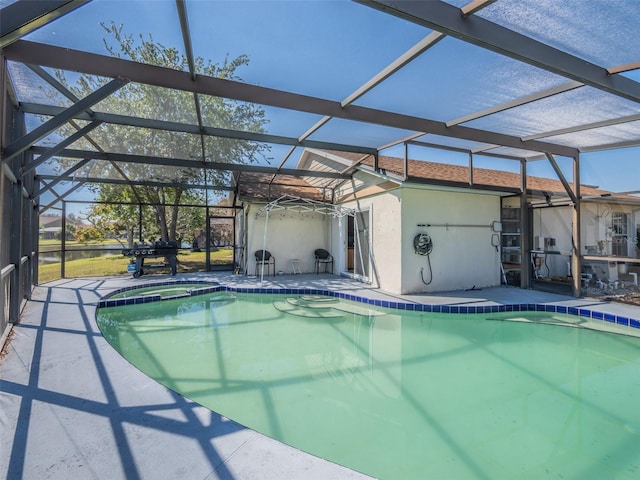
[122,241,178,278]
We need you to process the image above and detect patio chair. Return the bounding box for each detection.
[314,248,333,274]
[255,250,275,277]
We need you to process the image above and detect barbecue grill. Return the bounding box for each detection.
[122,241,178,278]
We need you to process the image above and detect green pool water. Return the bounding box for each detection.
[108,283,209,299]
[96,292,640,480]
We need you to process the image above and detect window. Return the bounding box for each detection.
[611,212,628,257]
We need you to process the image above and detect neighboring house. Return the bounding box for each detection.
[39,215,63,240]
[233,149,640,294]
[39,215,89,241]
[519,194,640,286]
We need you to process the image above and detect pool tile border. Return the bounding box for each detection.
[97,281,640,330]
[98,280,220,307]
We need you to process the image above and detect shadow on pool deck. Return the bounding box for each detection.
[2,273,640,479]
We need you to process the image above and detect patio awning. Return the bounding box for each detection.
[254,195,355,218]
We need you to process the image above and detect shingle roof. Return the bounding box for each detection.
[235,172,328,202]
[329,151,615,197]
[239,150,636,204]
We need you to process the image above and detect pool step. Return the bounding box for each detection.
[275,295,386,319]
[332,303,386,317]
[298,295,384,316]
[286,297,337,309]
[298,295,339,303]
[485,315,587,326]
[273,300,343,318]
[208,294,236,302]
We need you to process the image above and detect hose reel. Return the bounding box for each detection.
[414,232,433,285]
[414,232,433,256]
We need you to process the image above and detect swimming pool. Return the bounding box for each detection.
[96,289,640,480]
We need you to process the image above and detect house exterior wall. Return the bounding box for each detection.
[400,187,502,294]
[245,204,329,275]
[532,202,640,282]
[336,186,502,294]
[291,149,640,294]
[580,203,640,259]
[340,190,403,292]
[530,206,573,279]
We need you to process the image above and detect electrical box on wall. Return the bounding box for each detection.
[534,236,556,250]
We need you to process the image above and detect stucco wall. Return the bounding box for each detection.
[329,214,346,277]
[401,187,502,294]
[245,205,329,275]
[336,186,503,294]
[339,191,403,292]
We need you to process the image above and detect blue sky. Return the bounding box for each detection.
[19,0,640,204]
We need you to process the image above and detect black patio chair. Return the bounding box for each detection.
[255,250,275,277]
[314,248,333,274]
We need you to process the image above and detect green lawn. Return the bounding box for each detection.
[37,249,232,283]
[39,238,124,247]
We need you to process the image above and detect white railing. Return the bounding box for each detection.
[1,263,16,345]
[0,264,14,279]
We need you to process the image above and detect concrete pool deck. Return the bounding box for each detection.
[2,272,640,480]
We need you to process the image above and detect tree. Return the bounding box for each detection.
[82,185,141,247]
[74,225,106,243]
[54,22,269,242]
